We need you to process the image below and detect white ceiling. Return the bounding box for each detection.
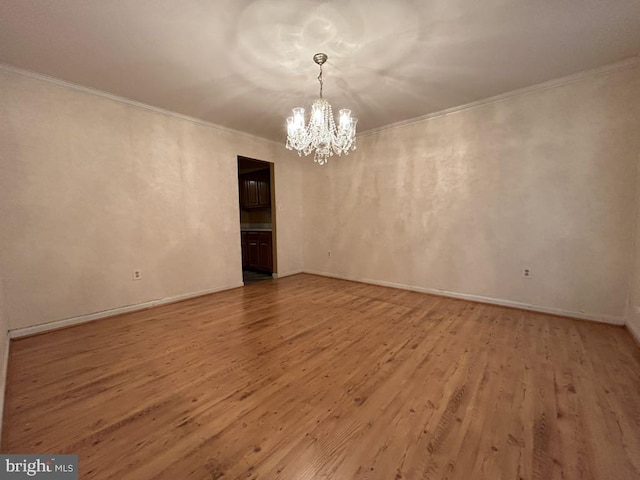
[1,0,639,142]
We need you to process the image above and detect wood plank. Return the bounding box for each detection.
[2,274,640,479]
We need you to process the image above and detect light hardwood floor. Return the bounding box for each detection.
[3,274,640,479]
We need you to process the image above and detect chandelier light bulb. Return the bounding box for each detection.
[312,105,323,124]
[339,109,351,128]
[293,108,305,127]
[285,53,357,165]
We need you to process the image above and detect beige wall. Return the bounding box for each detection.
[270,142,304,277]
[628,157,640,341]
[2,62,640,333]
[303,63,640,323]
[0,69,303,331]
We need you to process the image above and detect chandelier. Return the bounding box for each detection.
[285,53,357,165]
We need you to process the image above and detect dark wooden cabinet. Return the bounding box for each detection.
[239,169,270,209]
[258,232,273,272]
[241,232,249,267]
[247,233,260,269]
[241,231,272,273]
[258,170,271,207]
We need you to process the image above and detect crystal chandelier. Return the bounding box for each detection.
[285,53,357,165]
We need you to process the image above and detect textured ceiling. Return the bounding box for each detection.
[1,0,640,142]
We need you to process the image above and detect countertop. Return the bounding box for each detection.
[241,223,272,232]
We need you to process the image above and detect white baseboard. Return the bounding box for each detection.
[303,270,625,325]
[0,333,9,446]
[627,316,640,345]
[9,282,244,339]
[7,271,627,338]
[272,270,303,279]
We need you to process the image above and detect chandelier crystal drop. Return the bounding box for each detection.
[285,53,357,165]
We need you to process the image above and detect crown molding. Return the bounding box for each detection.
[3,56,639,145]
[359,56,640,137]
[0,62,281,147]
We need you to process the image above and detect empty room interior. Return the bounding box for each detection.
[2,1,640,479]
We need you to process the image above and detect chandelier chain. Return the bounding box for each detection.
[318,63,323,99]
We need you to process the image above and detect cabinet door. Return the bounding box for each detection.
[247,233,260,269]
[241,232,249,268]
[240,170,270,209]
[257,169,271,207]
[239,175,251,209]
[246,176,259,207]
[258,232,272,272]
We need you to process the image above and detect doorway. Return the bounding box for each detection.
[237,156,277,284]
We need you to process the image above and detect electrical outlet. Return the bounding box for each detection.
[133,270,142,281]
[523,268,532,279]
